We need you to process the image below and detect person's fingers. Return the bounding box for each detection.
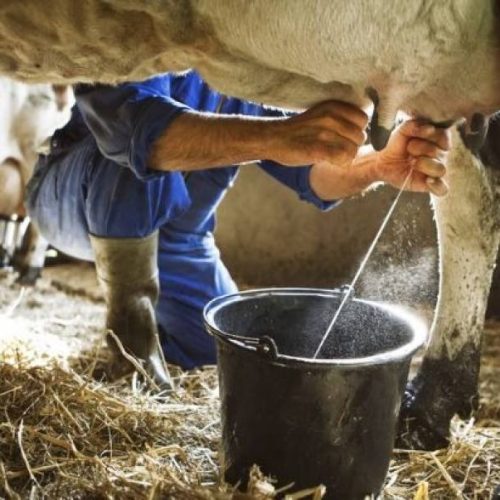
[312,100,369,129]
[426,176,449,196]
[412,157,447,178]
[406,170,449,196]
[314,116,367,146]
[397,120,452,150]
[407,138,447,160]
[317,140,358,166]
[325,101,369,129]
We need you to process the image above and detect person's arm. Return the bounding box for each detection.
[77,74,368,177]
[149,111,283,171]
[149,100,368,172]
[252,102,340,210]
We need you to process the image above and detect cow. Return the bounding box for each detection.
[0,0,498,145]
[0,77,73,283]
[0,0,498,449]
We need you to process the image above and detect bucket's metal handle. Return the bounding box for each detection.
[221,332,279,360]
[339,284,355,300]
[256,336,279,360]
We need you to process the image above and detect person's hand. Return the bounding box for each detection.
[374,120,451,196]
[268,101,369,167]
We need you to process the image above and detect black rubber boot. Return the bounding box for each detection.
[90,232,173,391]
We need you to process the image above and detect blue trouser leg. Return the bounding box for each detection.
[154,168,239,369]
[156,235,238,369]
[27,138,189,385]
[26,137,189,254]
[84,156,189,240]
[26,138,97,261]
[27,142,238,370]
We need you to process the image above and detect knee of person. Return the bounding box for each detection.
[0,160,24,215]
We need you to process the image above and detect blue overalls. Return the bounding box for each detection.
[26,72,337,369]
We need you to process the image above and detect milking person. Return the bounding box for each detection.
[25,71,450,389]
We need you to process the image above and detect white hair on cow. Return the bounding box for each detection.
[0,0,498,129]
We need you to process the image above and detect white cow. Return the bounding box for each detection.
[0,1,498,138]
[0,0,498,449]
[0,78,73,282]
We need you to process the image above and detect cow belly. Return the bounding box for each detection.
[0,0,498,124]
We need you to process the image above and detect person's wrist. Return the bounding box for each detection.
[368,151,384,183]
[352,148,382,185]
[309,162,333,200]
[255,119,287,163]
[310,160,376,200]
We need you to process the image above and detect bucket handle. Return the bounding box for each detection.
[209,285,355,361]
[221,332,279,360]
[339,284,354,300]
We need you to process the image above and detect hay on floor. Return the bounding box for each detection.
[0,273,499,499]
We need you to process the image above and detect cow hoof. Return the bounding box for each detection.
[397,344,480,450]
[492,484,500,500]
[396,380,450,450]
[397,374,479,450]
[15,266,42,286]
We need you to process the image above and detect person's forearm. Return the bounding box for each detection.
[309,146,380,200]
[149,111,282,171]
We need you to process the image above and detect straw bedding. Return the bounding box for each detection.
[0,266,498,499]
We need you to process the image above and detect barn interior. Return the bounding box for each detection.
[0,167,499,499]
[0,0,499,495]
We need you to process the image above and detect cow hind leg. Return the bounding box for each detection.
[0,159,23,215]
[13,221,48,285]
[398,129,500,450]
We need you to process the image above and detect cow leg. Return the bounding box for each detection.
[398,130,500,450]
[13,220,48,285]
[0,159,25,266]
[0,159,23,215]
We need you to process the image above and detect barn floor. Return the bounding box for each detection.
[0,263,498,499]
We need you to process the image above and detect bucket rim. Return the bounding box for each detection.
[203,287,428,367]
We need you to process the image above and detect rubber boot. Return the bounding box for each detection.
[90,232,173,391]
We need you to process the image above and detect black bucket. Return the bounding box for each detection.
[203,288,427,499]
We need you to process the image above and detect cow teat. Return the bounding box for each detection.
[477,113,500,169]
[459,113,489,155]
[365,86,394,151]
